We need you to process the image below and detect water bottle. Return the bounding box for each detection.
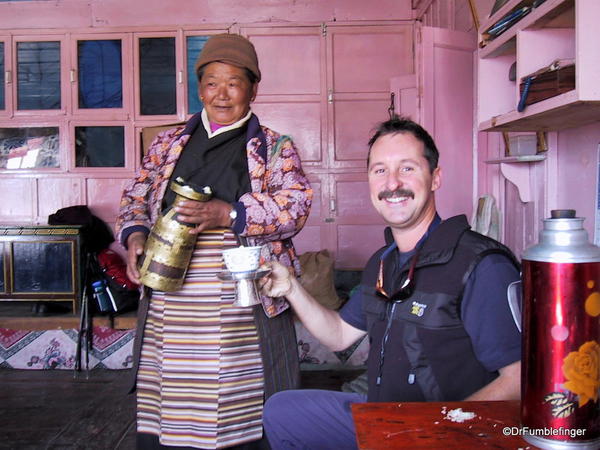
[521,210,600,449]
[92,280,113,313]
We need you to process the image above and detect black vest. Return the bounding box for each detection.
[362,215,519,402]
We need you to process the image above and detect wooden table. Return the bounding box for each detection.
[352,400,534,449]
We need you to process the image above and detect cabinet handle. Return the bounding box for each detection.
[4,70,11,84]
[327,89,333,104]
[70,69,76,83]
[330,198,336,212]
[178,71,183,84]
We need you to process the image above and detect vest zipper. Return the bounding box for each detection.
[408,372,416,384]
[376,301,398,386]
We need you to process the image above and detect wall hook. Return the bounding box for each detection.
[388,92,395,119]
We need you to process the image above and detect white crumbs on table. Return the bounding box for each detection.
[443,408,477,423]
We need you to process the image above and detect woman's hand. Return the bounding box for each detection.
[126,232,146,283]
[259,261,295,298]
[175,198,234,234]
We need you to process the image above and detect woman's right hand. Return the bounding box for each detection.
[126,231,146,284]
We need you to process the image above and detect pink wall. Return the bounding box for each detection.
[0,0,414,30]
[415,0,494,32]
[557,123,600,240]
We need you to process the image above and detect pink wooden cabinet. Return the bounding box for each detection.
[477,0,600,132]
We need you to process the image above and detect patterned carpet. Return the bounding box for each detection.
[0,326,134,369]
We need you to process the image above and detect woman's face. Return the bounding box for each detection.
[199,62,257,125]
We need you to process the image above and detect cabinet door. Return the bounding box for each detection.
[0,241,4,293]
[418,26,476,221]
[70,33,132,120]
[390,74,418,122]
[292,173,328,255]
[292,172,385,269]
[86,177,131,226]
[0,178,36,223]
[0,36,10,117]
[134,32,179,121]
[242,26,325,168]
[330,172,386,269]
[37,178,84,223]
[328,24,413,169]
[12,35,69,117]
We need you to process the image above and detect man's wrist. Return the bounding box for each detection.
[281,276,298,298]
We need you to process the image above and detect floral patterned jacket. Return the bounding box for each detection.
[115,112,312,317]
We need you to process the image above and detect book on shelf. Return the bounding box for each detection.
[518,59,576,109]
[480,0,548,48]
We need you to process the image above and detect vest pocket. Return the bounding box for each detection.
[403,323,444,401]
[362,286,387,330]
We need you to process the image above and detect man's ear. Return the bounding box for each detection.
[431,167,442,192]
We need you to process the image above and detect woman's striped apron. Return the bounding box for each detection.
[136,229,264,448]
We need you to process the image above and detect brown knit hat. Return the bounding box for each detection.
[195,33,261,82]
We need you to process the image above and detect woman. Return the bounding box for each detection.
[116,33,312,449]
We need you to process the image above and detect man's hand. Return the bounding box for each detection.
[126,232,146,284]
[174,198,233,234]
[259,261,295,298]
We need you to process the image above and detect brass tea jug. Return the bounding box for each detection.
[137,177,212,291]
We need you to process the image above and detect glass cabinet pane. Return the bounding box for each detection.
[186,36,209,115]
[17,41,61,110]
[139,37,176,115]
[0,242,4,293]
[0,127,60,169]
[78,40,123,109]
[12,241,73,293]
[75,125,124,167]
[0,42,4,110]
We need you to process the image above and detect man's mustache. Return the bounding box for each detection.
[378,189,415,201]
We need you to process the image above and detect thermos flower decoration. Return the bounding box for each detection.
[562,340,600,408]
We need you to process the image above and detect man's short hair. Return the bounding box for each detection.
[367,115,439,173]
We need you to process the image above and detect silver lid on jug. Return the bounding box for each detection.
[523,209,600,263]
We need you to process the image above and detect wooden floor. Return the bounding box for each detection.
[0,367,364,450]
[0,302,137,331]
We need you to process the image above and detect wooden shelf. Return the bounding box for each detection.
[477,0,600,132]
[485,154,546,164]
[479,0,575,59]
[485,154,546,202]
[479,91,600,131]
[491,156,547,202]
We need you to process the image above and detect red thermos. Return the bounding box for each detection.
[521,210,600,449]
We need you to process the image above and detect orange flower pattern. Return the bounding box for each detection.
[115,114,312,317]
[562,340,600,407]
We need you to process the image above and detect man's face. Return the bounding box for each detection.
[368,132,441,231]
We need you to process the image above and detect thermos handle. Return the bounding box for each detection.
[507,280,522,332]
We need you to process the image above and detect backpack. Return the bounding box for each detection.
[92,249,139,314]
[48,205,114,253]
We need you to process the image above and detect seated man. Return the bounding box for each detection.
[260,116,521,449]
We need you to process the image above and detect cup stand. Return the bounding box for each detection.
[217,268,271,307]
[234,278,261,307]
